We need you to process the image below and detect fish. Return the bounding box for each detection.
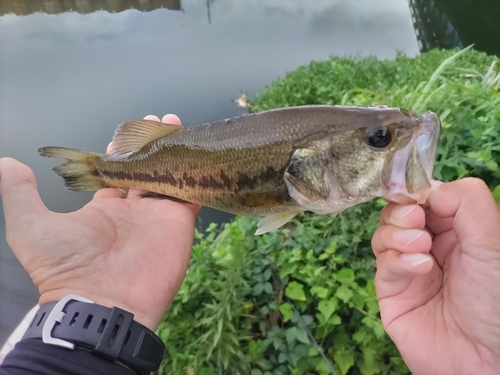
[38,105,440,235]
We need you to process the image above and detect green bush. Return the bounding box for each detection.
[156,47,500,375]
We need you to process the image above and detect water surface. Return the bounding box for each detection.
[0,0,419,343]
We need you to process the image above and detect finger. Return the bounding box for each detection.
[379,203,426,229]
[143,114,161,122]
[106,142,114,154]
[161,114,181,125]
[375,248,440,328]
[376,249,434,283]
[0,158,48,237]
[372,225,432,258]
[127,114,182,199]
[428,178,500,247]
[93,188,127,199]
[424,210,453,235]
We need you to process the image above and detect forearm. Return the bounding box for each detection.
[0,339,137,375]
[0,296,165,375]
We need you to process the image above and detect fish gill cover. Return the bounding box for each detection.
[155,48,500,375]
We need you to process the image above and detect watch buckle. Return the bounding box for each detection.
[42,293,94,349]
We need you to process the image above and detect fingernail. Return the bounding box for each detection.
[393,229,423,245]
[401,253,432,266]
[392,205,416,220]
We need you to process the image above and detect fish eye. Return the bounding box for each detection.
[367,127,392,148]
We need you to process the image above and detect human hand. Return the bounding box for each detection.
[0,114,200,331]
[372,178,500,375]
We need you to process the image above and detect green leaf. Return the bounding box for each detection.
[279,303,293,322]
[294,327,310,344]
[330,315,341,325]
[264,282,273,294]
[279,262,297,278]
[335,285,353,303]
[493,185,500,206]
[286,281,307,301]
[251,370,263,375]
[263,268,272,281]
[362,346,377,367]
[253,282,264,295]
[318,299,337,321]
[309,346,319,356]
[310,286,329,298]
[278,352,287,363]
[253,273,264,282]
[315,358,332,374]
[272,336,282,350]
[286,327,296,345]
[365,280,376,297]
[301,315,313,325]
[333,332,350,347]
[334,349,354,375]
[358,346,380,375]
[335,268,355,284]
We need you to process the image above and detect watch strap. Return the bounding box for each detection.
[22,295,164,375]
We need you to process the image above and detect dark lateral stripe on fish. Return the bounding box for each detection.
[235,166,285,191]
[100,166,286,192]
[100,170,178,186]
[99,169,235,190]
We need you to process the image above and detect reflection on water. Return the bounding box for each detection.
[0,0,420,342]
[0,0,419,223]
[1,0,181,16]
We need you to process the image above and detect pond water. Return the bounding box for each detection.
[0,0,419,343]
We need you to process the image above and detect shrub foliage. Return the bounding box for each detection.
[156,48,500,375]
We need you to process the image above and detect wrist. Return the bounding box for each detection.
[39,289,162,332]
[23,294,165,374]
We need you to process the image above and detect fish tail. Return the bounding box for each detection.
[38,146,109,192]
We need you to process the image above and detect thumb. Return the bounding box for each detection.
[429,177,500,255]
[0,158,48,243]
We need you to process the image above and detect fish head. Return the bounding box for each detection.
[285,106,441,214]
[381,109,441,204]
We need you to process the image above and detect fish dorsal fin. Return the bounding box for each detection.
[255,212,297,235]
[112,120,182,154]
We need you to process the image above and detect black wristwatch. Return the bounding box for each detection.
[21,294,165,375]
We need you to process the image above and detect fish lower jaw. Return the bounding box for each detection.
[383,182,429,205]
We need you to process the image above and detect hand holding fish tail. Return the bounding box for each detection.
[0,114,200,333]
[372,178,500,375]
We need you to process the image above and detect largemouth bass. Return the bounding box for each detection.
[39,105,440,234]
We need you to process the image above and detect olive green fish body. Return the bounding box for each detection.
[98,136,300,217]
[39,105,441,234]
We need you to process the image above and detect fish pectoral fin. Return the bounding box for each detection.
[255,212,297,235]
[112,120,182,155]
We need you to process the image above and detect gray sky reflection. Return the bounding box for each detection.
[0,0,419,341]
[0,0,419,228]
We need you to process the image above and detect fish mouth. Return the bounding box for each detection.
[415,111,440,184]
[383,111,441,204]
